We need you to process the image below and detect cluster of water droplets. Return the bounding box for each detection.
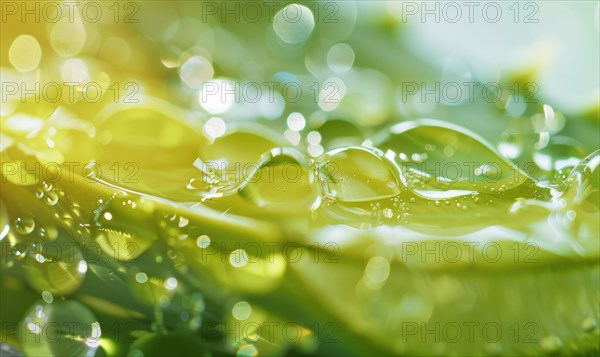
[185,117,598,240]
[1,99,598,356]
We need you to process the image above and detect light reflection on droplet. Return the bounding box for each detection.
[164,277,178,290]
[178,216,189,228]
[15,216,35,235]
[78,260,88,274]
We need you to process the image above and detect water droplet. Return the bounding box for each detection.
[319,146,401,202]
[375,119,532,194]
[20,301,101,357]
[44,191,59,206]
[382,208,393,219]
[15,216,35,235]
[24,239,87,296]
[239,147,320,212]
[196,127,284,192]
[93,196,157,261]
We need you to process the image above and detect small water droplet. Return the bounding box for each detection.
[15,216,35,235]
[43,191,58,206]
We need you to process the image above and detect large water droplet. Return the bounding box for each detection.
[375,119,531,194]
[93,196,157,261]
[19,300,101,357]
[239,147,320,212]
[195,127,285,192]
[24,239,87,296]
[319,146,402,202]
